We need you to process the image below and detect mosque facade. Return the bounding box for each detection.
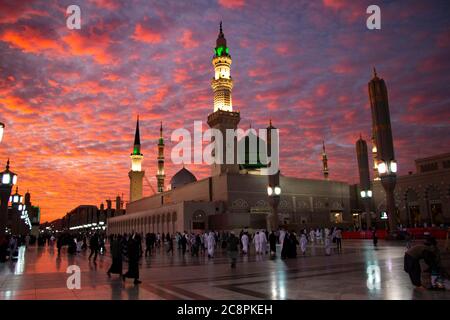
[106,25,450,235]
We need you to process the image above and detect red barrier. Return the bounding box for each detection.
[342,228,448,240]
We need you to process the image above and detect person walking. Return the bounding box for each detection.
[167,233,174,255]
[123,233,141,285]
[145,233,152,257]
[241,232,249,255]
[372,228,378,247]
[180,233,187,255]
[107,235,123,278]
[335,228,342,253]
[227,231,239,268]
[88,232,99,262]
[268,231,277,257]
[207,231,216,258]
[300,232,307,255]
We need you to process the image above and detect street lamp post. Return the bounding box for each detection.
[378,161,397,233]
[267,170,281,232]
[0,159,18,237]
[10,187,23,235]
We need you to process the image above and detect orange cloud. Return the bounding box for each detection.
[322,0,346,10]
[178,30,199,48]
[132,23,163,44]
[0,26,65,55]
[62,31,114,64]
[218,0,245,9]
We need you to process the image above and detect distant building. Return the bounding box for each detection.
[43,195,125,232]
[371,153,450,227]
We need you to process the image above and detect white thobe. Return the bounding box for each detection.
[260,232,268,254]
[203,234,208,249]
[254,233,261,253]
[309,231,315,243]
[300,235,307,254]
[279,230,286,250]
[207,233,215,256]
[241,234,249,253]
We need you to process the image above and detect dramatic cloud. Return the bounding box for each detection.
[0,0,449,222]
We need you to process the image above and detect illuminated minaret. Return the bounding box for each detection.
[322,141,329,180]
[211,21,233,112]
[368,67,397,232]
[128,116,145,202]
[371,135,380,180]
[156,121,165,193]
[356,134,372,229]
[207,22,240,176]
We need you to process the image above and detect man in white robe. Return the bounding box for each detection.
[241,233,249,255]
[203,233,208,252]
[309,229,315,244]
[279,229,286,252]
[260,230,268,254]
[254,232,261,254]
[316,229,322,244]
[207,231,216,258]
[300,233,307,255]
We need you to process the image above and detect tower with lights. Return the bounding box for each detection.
[368,68,397,232]
[156,121,165,193]
[128,116,145,202]
[322,141,329,180]
[207,22,241,176]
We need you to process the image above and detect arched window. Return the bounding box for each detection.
[192,210,206,231]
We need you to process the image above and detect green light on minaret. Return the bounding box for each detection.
[215,46,229,57]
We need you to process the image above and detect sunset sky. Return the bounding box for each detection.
[0,0,449,222]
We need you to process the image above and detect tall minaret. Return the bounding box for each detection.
[356,134,372,229]
[322,141,329,180]
[207,22,240,176]
[368,67,397,232]
[156,121,165,193]
[128,116,145,202]
[371,135,380,180]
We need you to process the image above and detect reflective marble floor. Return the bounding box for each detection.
[0,240,449,300]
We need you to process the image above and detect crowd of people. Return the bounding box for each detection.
[2,225,447,292]
[0,234,33,262]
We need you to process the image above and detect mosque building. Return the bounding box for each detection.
[106,24,450,235]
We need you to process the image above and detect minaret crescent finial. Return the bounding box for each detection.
[373,66,377,78]
[220,21,222,34]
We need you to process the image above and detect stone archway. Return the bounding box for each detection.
[425,185,443,226]
[192,210,206,231]
[406,188,421,227]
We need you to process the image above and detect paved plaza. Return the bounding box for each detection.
[0,240,449,300]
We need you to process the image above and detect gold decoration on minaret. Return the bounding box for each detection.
[156,121,165,193]
[129,115,145,202]
[322,141,329,180]
[211,21,233,112]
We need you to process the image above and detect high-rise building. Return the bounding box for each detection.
[128,116,145,202]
